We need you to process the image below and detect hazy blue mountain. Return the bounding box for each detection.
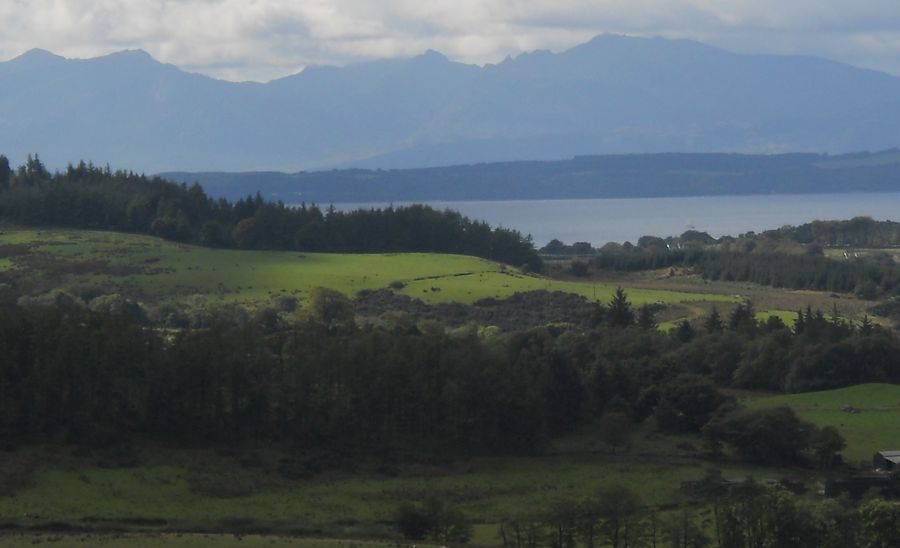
[2,35,900,172]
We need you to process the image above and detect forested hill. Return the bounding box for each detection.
[0,155,542,270]
[163,150,900,203]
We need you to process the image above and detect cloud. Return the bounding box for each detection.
[1,0,900,81]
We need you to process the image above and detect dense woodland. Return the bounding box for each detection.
[0,287,891,462]
[0,155,542,270]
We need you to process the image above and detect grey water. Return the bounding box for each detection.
[327,192,900,246]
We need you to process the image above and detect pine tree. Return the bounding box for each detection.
[608,287,634,327]
[637,304,657,329]
[0,155,10,190]
[704,306,723,333]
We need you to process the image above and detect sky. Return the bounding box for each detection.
[2,0,900,82]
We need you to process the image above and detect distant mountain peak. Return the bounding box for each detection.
[574,33,720,54]
[413,49,449,64]
[10,48,65,64]
[107,48,154,59]
[8,47,162,68]
[95,49,162,66]
[586,32,630,43]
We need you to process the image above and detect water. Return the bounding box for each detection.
[324,192,900,246]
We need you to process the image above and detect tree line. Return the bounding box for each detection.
[0,154,542,270]
[1,287,894,460]
[586,248,897,297]
[492,479,900,548]
[553,240,895,298]
[546,216,900,298]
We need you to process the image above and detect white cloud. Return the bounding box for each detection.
[1,0,899,81]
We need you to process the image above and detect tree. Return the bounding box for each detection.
[231,217,260,248]
[0,155,10,190]
[395,502,432,541]
[728,300,757,333]
[599,412,631,454]
[543,497,579,548]
[704,306,723,333]
[637,305,657,329]
[655,374,728,433]
[810,425,846,469]
[426,496,473,543]
[199,220,227,247]
[663,509,710,548]
[596,485,645,548]
[716,482,823,548]
[703,407,814,464]
[674,319,695,342]
[298,287,355,334]
[575,497,603,548]
[857,499,900,548]
[395,496,472,543]
[500,512,543,548]
[860,315,874,335]
[21,153,49,185]
[608,287,634,327]
[571,260,590,277]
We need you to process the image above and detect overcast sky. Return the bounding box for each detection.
[2,0,900,82]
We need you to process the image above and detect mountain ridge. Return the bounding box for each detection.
[2,35,900,172]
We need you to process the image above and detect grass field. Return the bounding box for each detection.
[0,228,735,309]
[755,309,798,327]
[0,426,793,547]
[744,383,900,463]
[0,533,419,548]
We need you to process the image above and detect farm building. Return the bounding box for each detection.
[874,451,900,470]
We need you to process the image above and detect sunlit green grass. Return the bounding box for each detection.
[402,271,736,306]
[755,309,798,327]
[0,228,735,308]
[744,383,900,463]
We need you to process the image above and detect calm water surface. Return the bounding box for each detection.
[328,193,900,246]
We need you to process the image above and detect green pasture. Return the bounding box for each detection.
[0,533,415,548]
[401,270,735,307]
[0,228,735,308]
[0,433,788,547]
[755,310,861,329]
[755,309,798,327]
[744,383,900,463]
[824,247,900,263]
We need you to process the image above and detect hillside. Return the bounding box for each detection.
[3,35,900,172]
[165,150,900,202]
[0,228,734,312]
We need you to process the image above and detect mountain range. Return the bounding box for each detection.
[2,34,900,173]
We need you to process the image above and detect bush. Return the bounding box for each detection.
[703,406,840,465]
[394,497,472,543]
[395,503,433,541]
